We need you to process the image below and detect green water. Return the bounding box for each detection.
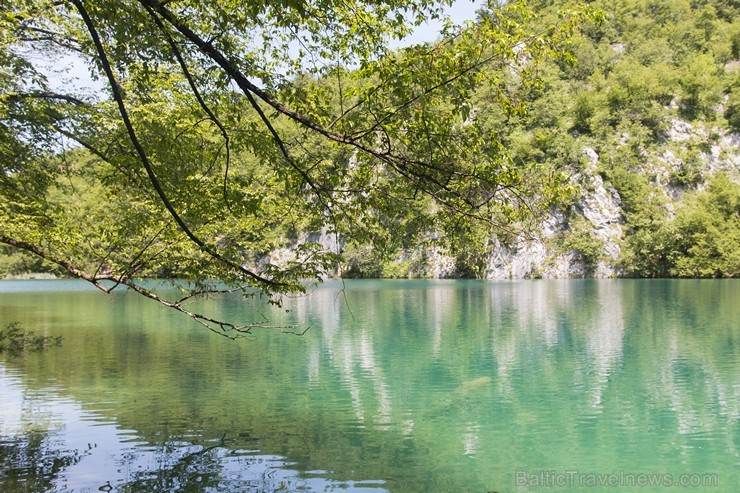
[0,279,737,492]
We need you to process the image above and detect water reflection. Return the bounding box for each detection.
[0,279,738,492]
[0,365,364,492]
[585,282,625,409]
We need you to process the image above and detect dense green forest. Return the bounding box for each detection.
[523,0,740,279]
[1,0,738,296]
[340,0,740,279]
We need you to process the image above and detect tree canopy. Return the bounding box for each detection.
[0,0,595,334]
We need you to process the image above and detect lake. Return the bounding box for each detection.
[0,279,737,492]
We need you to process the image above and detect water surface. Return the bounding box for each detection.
[0,279,737,491]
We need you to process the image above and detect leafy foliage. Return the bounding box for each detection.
[621,174,740,278]
[517,0,739,278]
[559,219,604,273]
[0,0,599,332]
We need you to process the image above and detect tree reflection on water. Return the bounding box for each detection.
[1,431,87,492]
[1,430,336,493]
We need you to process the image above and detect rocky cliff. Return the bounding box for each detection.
[413,123,739,279]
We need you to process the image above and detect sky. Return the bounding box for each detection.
[397,0,485,46]
[43,0,486,94]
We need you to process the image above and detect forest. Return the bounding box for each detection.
[1,0,738,297]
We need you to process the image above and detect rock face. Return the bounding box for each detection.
[258,227,341,272]
[485,147,623,279]
[268,123,738,279]
[431,123,737,279]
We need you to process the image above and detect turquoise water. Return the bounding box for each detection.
[0,279,737,492]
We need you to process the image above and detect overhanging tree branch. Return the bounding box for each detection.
[0,235,111,291]
[5,91,88,106]
[0,234,300,337]
[136,0,520,221]
[140,2,234,207]
[71,0,286,290]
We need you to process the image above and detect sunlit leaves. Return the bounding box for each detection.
[0,0,600,332]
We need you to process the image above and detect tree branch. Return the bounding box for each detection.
[141,2,234,208]
[137,0,502,221]
[71,0,285,290]
[0,235,112,292]
[5,91,88,107]
[0,234,301,337]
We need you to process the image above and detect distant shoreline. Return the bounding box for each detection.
[1,273,59,280]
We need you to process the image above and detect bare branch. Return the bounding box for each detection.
[5,91,88,107]
[0,234,304,337]
[0,235,112,292]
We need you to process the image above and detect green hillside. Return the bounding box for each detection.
[344,0,740,279]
